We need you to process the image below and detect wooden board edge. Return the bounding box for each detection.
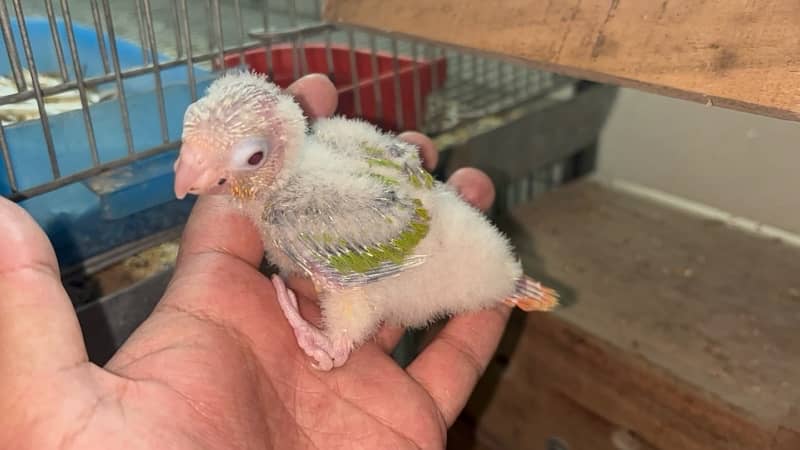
[322,12,800,123]
[519,312,778,450]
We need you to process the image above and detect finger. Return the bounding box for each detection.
[110,210,279,371]
[398,131,438,171]
[406,305,511,427]
[284,275,324,326]
[174,195,264,272]
[285,274,316,299]
[374,325,405,353]
[0,198,88,376]
[286,73,338,120]
[446,167,496,213]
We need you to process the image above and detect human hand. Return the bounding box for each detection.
[0,74,507,450]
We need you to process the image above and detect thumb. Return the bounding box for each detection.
[0,198,88,379]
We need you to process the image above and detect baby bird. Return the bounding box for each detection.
[174,71,558,371]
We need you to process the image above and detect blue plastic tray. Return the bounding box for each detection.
[1,17,217,267]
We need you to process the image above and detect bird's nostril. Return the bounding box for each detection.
[218,178,227,185]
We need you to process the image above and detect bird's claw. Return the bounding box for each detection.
[270,275,352,371]
[305,333,352,371]
[328,335,353,369]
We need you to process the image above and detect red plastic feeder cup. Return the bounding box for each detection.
[215,43,448,133]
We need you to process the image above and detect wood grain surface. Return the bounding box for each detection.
[462,179,800,449]
[324,0,800,121]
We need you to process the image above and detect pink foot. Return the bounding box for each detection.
[270,275,353,371]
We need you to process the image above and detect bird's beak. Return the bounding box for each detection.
[173,144,224,199]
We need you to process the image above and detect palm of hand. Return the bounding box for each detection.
[0,74,508,450]
[30,248,443,449]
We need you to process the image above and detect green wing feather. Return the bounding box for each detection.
[266,117,438,287]
[263,174,432,288]
[312,117,437,191]
[325,199,430,275]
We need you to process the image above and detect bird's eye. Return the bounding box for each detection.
[231,137,269,171]
[248,151,264,166]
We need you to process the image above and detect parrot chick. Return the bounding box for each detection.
[174,71,559,371]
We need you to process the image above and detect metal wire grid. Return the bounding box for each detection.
[317,26,573,135]
[505,161,569,209]
[1,0,571,202]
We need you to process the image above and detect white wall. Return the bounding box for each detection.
[596,88,800,235]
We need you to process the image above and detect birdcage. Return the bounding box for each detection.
[0,0,616,363]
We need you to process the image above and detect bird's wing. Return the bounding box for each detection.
[263,172,432,289]
[311,116,436,190]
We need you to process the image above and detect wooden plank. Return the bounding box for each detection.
[483,312,772,450]
[468,179,800,449]
[323,0,800,122]
[476,355,648,450]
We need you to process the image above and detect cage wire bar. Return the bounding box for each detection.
[0,0,590,287]
[0,0,612,366]
[1,0,572,203]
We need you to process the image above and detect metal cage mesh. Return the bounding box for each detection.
[1,0,570,201]
[0,0,598,297]
[0,2,619,367]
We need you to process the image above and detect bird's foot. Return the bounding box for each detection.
[270,275,353,371]
[328,334,353,369]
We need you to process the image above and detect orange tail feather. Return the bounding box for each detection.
[503,276,560,312]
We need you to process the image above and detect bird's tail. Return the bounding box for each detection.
[503,276,560,312]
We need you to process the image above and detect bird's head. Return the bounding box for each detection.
[174,71,307,201]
